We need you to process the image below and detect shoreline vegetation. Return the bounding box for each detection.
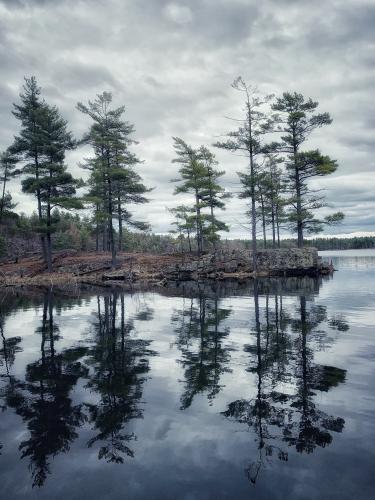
[0,248,333,288]
[0,77,349,276]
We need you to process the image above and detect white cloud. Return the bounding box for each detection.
[0,0,374,237]
[164,3,193,24]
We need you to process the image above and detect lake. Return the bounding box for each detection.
[0,250,374,499]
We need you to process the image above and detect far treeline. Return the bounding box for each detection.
[0,76,346,270]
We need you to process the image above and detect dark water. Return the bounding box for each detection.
[0,251,374,500]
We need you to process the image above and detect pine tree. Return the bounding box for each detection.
[0,149,19,224]
[22,104,82,271]
[168,205,195,253]
[271,92,344,246]
[11,76,49,259]
[199,146,230,248]
[112,155,150,251]
[256,154,286,248]
[171,139,229,255]
[171,138,207,256]
[214,78,274,272]
[11,77,82,269]
[78,92,149,267]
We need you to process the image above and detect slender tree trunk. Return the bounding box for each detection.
[107,158,116,268]
[45,162,55,272]
[95,204,99,252]
[271,201,276,248]
[46,163,53,272]
[117,194,123,252]
[46,201,53,272]
[101,164,107,252]
[102,221,106,252]
[250,152,257,272]
[187,229,192,253]
[0,164,7,224]
[259,188,267,248]
[296,173,303,247]
[247,99,257,274]
[292,133,303,247]
[210,202,215,246]
[35,153,47,262]
[276,205,281,248]
[208,171,217,252]
[179,230,184,253]
[195,190,202,256]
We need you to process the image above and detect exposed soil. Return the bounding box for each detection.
[0,248,332,288]
[0,251,194,287]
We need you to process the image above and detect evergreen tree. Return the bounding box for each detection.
[10,77,48,259]
[21,104,82,271]
[0,149,19,224]
[78,92,149,267]
[11,77,82,269]
[171,138,229,255]
[271,92,344,246]
[256,154,286,248]
[199,146,230,247]
[168,205,195,253]
[171,137,207,256]
[113,162,150,251]
[215,78,274,271]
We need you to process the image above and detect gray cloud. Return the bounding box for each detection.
[0,0,374,237]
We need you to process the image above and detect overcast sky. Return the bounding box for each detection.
[0,0,374,238]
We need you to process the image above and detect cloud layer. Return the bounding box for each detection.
[0,0,374,237]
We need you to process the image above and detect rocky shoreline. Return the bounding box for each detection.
[0,248,333,288]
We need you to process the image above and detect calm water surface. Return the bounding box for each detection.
[0,250,374,499]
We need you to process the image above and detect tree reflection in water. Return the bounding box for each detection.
[84,291,157,463]
[0,294,24,456]
[172,288,232,409]
[0,289,156,486]
[0,289,88,487]
[223,278,347,484]
[0,278,350,491]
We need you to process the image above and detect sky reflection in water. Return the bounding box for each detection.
[0,252,374,500]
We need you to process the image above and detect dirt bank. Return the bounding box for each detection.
[0,248,333,288]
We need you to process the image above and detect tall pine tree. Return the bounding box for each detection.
[11,77,48,259]
[171,138,229,255]
[78,92,149,267]
[271,92,343,246]
[26,104,82,271]
[11,77,82,269]
[0,149,19,224]
[215,78,274,272]
[199,146,230,247]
